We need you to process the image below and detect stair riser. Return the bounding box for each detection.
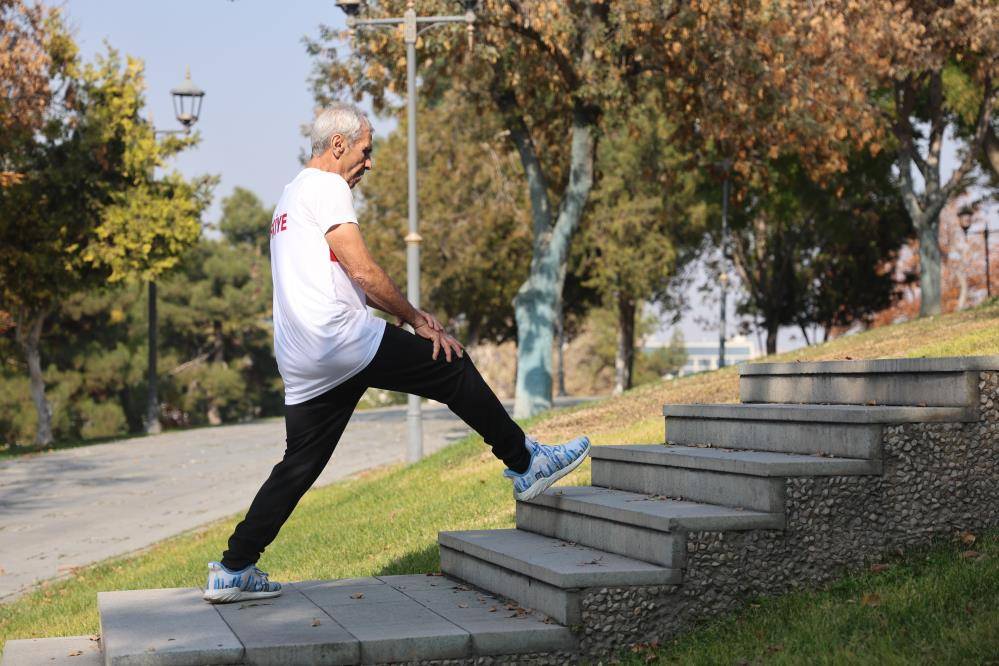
[439,547,580,625]
[739,371,979,409]
[665,418,883,458]
[592,460,785,513]
[516,503,685,569]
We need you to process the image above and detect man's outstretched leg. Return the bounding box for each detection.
[203,380,365,603]
[355,325,590,501]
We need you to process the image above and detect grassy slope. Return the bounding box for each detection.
[2,300,998,658]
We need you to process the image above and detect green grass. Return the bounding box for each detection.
[623,532,998,665]
[2,300,999,659]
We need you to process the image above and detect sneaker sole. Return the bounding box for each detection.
[514,441,591,502]
[203,587,283,604]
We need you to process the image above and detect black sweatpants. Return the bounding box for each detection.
[221,324,530,570]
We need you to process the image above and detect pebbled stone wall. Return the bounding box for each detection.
[573,370,999,660]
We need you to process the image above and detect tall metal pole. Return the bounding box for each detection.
[718,175,730,369]
[986,227,991,298]
[145,281,162,434]
[403,3,423,463]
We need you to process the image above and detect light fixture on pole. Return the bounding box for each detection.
[145,69,206,435]
[334,0,477,464]
[169,68,206,134]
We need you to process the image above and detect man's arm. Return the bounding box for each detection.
[325,223,423,327]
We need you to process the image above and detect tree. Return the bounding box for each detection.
[579,96,706,394]
[0,41,205,445]
[877,1,998,316]
[157,188,278,426]
[727,152,911,353]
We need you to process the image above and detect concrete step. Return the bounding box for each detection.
[1,636,102,666]
[663,403,974,457]
[96,575,574,665]
[517,486,784,566]
[439,529,681,625]
[590,445,880,512]
[738,356,999,409]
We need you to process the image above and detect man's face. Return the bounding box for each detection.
[342,127,373,189]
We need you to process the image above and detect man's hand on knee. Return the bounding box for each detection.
[416,325,464,362]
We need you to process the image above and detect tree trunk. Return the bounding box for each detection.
[985,125,999,178]
[15,307,53,446]
[614,296,636,395]
[512,106,596,418]
[765,321,779,356]
[917,219,942,316]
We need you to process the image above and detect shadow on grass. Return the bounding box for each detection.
[376,543,440,577]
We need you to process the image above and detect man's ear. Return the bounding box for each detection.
[331,134,346,159]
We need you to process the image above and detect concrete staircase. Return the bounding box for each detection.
[4,357,997,665]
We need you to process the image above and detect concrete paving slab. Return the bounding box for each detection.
[438,529,681,588]
[526,486,785,531]
[517,502,684,567]
[665,417,883,458]
[662,403,975,423]
[439,546,580,625]
[299,591,470,664]
[295,579,406,606]
[295,577,384,588]
[592,444,882,476]
[740,355,999,375]
[98,587,243,666]
[400,581,575,656]
[592,459,785,512]
[739,371,979,409]
[213,583,359,665]
[1,636,102,666]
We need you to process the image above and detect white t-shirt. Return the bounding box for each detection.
[270,168,386,404]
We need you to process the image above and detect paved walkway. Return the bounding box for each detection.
[0,397,590,603]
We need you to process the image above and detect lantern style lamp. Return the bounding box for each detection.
[170,68,205,133]
[959,207,974,236]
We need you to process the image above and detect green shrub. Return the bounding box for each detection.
[79,400,128,439]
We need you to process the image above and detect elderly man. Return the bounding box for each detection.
[202,102,590,603]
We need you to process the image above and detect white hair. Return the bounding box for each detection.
[310,103,372,157]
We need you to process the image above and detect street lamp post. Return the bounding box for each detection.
[335,0,477,464]
[144,69,205,435]
[959,207,993,299]
[718,174,730,368]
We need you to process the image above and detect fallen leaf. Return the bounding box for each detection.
[960,550,981,559]
[860,593,881,607]
[350,592,364,599]
[312,619,321,627]
[959,531,977,546]
[870,563,890,573]
[765,644,783,654]
[68,651,83,657]
[88,635,100,642]
[488,607,497,612]
[458,603,468,608]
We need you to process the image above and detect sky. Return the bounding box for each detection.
[62,1,995,358]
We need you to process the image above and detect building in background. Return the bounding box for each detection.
[645,334,760,377]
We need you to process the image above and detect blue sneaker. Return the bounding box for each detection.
[203,561,283,604]
[504,435,591,501]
